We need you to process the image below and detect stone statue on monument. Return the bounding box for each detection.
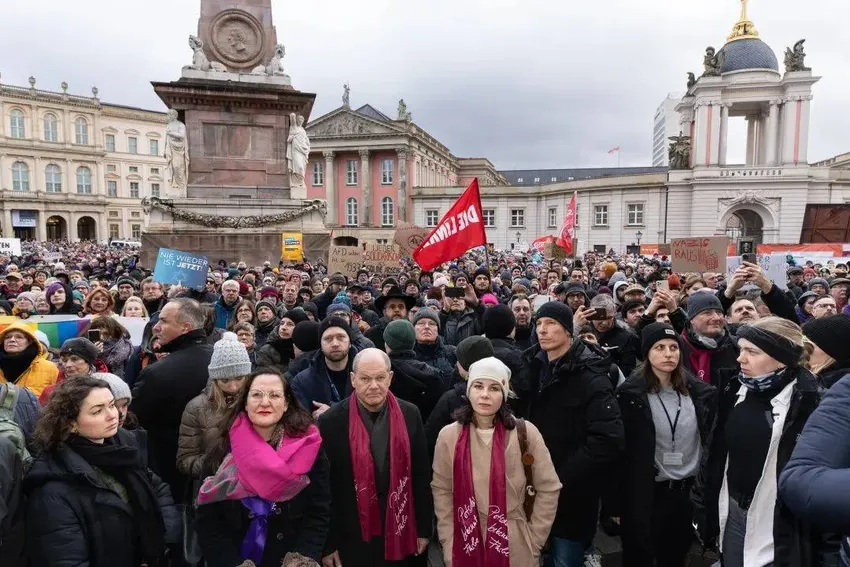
[286,113,310,189]
[342,83,350,107]
[701,46,724,77]
[184,35,227,73]
[252,44,288,76]
[784,39,811,73]
[397,99,412,121]
[668,134,692,170]
[687,72,696,89]
[164,109,190,190]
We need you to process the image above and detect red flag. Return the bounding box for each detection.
[413,178,487,271]
[555,192,577,255]
[531,235,555,252]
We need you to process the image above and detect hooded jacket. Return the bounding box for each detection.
[0,323,59,397]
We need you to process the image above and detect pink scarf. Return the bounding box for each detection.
[197,413,322,505]
[452,421,510,567]
[348,392,418,561]
[682,331,712,384]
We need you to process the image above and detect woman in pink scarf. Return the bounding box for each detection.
[431,357,562,567]
[195,368,330,567]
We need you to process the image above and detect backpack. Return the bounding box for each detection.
[0,384,31,466]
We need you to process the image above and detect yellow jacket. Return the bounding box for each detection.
[0,322,59,397]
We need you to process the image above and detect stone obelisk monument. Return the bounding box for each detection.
[142,0,328,266]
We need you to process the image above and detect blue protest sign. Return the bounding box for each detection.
[153,248,210,290]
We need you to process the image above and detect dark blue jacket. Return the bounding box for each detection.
[289,346,357,412]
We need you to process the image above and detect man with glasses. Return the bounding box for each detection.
[811,296,838,319]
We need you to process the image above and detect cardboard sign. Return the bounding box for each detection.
[0,238,21,256]
[153,248,210,290]
[362,244,404,276]
[327,245,362,279]
[543,242,567,260]
[671,237,728,274]
[394,223,431,258]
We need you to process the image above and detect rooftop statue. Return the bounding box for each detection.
[184,35,227,73]
[784,39,811,73]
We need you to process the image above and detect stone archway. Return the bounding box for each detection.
[77,216,97,241]
[724,208,765,254]
[46,215,67,241]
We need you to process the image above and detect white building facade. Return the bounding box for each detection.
[652,93,684,166]
[0,79,172,242]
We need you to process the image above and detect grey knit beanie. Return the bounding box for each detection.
[208,332,252,380]
[412,308,441,329]
[92,372,132,402]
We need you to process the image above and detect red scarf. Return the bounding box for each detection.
[348,392,418,560]
[682,331,712,384]
[452,422,510,567]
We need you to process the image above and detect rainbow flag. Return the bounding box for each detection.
[0,316,147,348]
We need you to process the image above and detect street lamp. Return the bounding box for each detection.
[636,230,643,246]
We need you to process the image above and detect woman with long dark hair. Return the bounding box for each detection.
[24,376,178,566]
[431,357,561,566]
[194,368,331,567]
[615,323,716,567]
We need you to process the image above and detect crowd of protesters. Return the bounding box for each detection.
[2,239,850,567]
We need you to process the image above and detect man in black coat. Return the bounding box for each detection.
[383,319,445,422]
[131,298,213,502]
[318,348,433,567]
[314,272,347,320]
[0,436,24,567]
[680,292,740,389]
[482,304,529,408]
[522,301,624,565]
[585,294,641,377]
[364,287,415,352]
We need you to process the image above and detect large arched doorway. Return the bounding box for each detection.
[46,215,67,241]
[725,209,763,254]
[77,216,96,241]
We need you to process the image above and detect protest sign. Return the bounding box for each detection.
[362,244,404,276]
[671,237,728,273]
[543,242,567,260]
[394,223,431,258]
[44,252,62,262]
[758,254,789,291]
[327,245,362,279]
[280,232,303,263]
[0,238,21,256]
[153,248,210,290]
[726,256,742,280]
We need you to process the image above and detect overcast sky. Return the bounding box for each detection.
[2,0,846,169]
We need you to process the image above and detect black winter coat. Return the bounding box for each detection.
[388,349,446,422]
[424,382,466,457]
[313,288,338,320]
[440,308,480,347]
[23,429,179,567]
[596,322,641,377]
[680,325,740,389]
[716,284,799,324]
[256,326,294,373]
[364,317,391,352]
[522,339,625,542]
[254,316,279,350]
[318,396,433,567]
[692,367,833,566]
[490,338,529,411]
[614,371,716,565]
[289,346,357,411]
[195,448,332,567]
[0,436,24,567]
[413,338,457,389]
[131,329,213,501]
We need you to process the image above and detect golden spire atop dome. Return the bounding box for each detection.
[727,0,760,41]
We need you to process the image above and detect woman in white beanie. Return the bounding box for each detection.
[177,332,252,480]
[431,357,562,567]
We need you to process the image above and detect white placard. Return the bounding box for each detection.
[0,238,22,256]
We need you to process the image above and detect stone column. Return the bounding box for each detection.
[780,98,797,165]
[96,161,106,195]
[33,157,42,193]
[36,212,47,241]
[718,104,729,166]
[69,211,77,241]
[323,151,336,225]
[0,153,6,190]
[359,149,371,226]
[97,211,106,242]
[766,100,780,166]
[65,159,74,193]
[745,116,756,166]
[397,149,408,223]
[2,209,12,238]
[796,95,813,165]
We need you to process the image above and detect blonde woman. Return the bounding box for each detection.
[121,296,149,318]
[432,357,561,567]
[802,314,850,388]
[692,317,835,567]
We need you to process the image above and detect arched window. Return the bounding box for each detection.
[346,198,359,226]
[43,113,58,142]
[76,166,92,194]
[45,164,62,192]
[9,109,25,138]
[75,117,89,145]
[12,162,30,191]
[381,197,394,226]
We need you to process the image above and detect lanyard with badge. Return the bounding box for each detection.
[656,391,683,466]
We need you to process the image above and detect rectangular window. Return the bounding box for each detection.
[548,207,558,228]
[109,210,119,217]
[533,177,540,183]
[594,205,609,227]
[551,176,557,182]
[131,211,141,218]
[129,182,139,198]
[627,203,645,226]
[151,183,160,197]
[375,239,389,245]
[312,162,323,186]
[482,209,495,228]
[109,224,120,239]
[346,160,358,185]
[510,209,525,228]
[425,209,439,227]
[107,180,118,197]
[129,166,138,173]
[381,159,394,184]
[131,224,141,239]
[150,167,160,175]
[149,139,159,155]
[517,177,523,183]
[106,164,117,173]
[105,134,116,152]
[128,137,137,154]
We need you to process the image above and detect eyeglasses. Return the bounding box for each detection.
[248,389,285,402]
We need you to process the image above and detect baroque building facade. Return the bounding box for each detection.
[0,78,173,242]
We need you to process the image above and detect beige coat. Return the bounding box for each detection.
[431,420,562,567]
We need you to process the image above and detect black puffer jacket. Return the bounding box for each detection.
[387,349,446,422]
[522,339,625,542]
[440,308,481,347]
[596,322,641,377]
[413,337,458,389]
[256,325,294,373]
[0,436,24,567]
[23,429,180,567]
[424,382,466,457]
[490,337,528,411]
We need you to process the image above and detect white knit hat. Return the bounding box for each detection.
[92,372,132,402]
[208,332,252,380]
[466,357,511,399]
